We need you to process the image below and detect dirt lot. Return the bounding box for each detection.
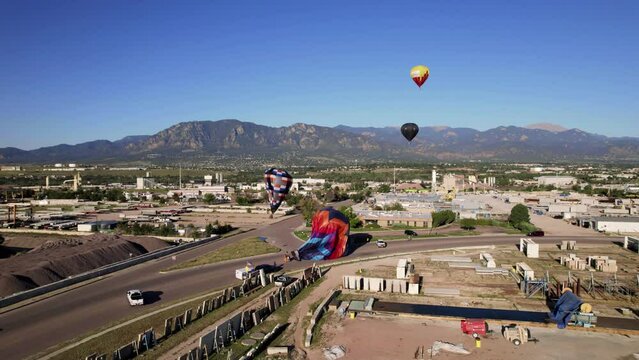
[313,315,639,360]
[286,247,638,360]
[354,244,639,315]
[95,208,285,230]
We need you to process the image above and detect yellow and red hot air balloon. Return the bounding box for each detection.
[410,65,429,88]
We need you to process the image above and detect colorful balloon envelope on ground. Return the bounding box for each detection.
[263,168,293,214]
[297,207,350,260]
[401,123,419,142]
[410,65,429,88]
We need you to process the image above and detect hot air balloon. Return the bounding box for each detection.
[410,65,429,88]
[263,168,293,214]
[401,123,419,142]
[297,207,350,260]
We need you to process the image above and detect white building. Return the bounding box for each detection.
[204,175,214,186]
[537,176,577,187]
[136,176,156,190]
[578,216,639,233]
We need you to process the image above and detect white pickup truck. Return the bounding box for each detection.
[235,266,255,280]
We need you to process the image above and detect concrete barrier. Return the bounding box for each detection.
[0,235,220,308]
[305,289,340,347]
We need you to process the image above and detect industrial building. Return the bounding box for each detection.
[537,176,577,187]
[576,216,639,233]
[136,173,157,190]
[356,210,433,228]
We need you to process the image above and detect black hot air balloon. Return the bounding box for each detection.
[401,123,419,142]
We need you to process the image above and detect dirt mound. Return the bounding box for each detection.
[0,234,171,298]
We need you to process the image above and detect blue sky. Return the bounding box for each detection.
[1,0,638,149]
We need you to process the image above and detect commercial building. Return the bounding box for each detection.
[0,166,21,171]
[576,216,639,233]
[356,210,433,228]
[537,176,577,187]
[136,173,157,189]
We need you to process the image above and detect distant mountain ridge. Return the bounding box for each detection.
[1,119,638,164]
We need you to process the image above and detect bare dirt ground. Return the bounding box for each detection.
[281,245,638,359]
[355,244,639,316]
[313,315,639,360]
[95,209,286,230]
[0,234,170,297]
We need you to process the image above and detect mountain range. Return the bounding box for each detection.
[1,120,638,164]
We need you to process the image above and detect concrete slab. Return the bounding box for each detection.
[198,328,217,356]
[408,283,420,295]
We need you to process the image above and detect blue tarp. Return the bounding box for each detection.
[550,291,582,329]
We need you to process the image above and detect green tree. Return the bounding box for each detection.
[432,210,456,227]
[350,180,366,191]
[236,196,251,206]
[509,204,530,226]
[383,202,405,211]
[377,184,391,193]
[285,193,301,207]
[460,218,476,230]
[300,196,321,226]
[203,193,216,205]
[339,206,363,228]
[350,192,365,203]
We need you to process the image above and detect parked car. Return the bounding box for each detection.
[404,230,418,237]
[527,230,545,237]
[126,290,144,306]
[376,240,387,248]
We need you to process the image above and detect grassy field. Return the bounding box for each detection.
[293,230,309,240]
[44,285,272,360]
[164,237,281,271]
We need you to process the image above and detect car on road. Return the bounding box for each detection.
[404,230,418,237]
[376,239,387,248]
[527,230,545,237]
[126,290,144,306]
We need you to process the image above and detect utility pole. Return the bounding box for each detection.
[179,164,182,189]
[393,168,396,194]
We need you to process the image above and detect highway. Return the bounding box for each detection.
[0,213,620,360]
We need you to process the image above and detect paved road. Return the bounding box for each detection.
[0,213,618,359]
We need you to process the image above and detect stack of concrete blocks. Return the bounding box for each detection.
[389,279,408,293]
[480,252,496,268]
[342,275,363,290]
[343,275,416,294]
[365,278,385,292]
[587,256,618,273]
[560,254,587,270]
[515,262,535,281]
[408,273,420,295]
[519,238,539,258]
[396,258,414,279]
[560,241,577,250]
